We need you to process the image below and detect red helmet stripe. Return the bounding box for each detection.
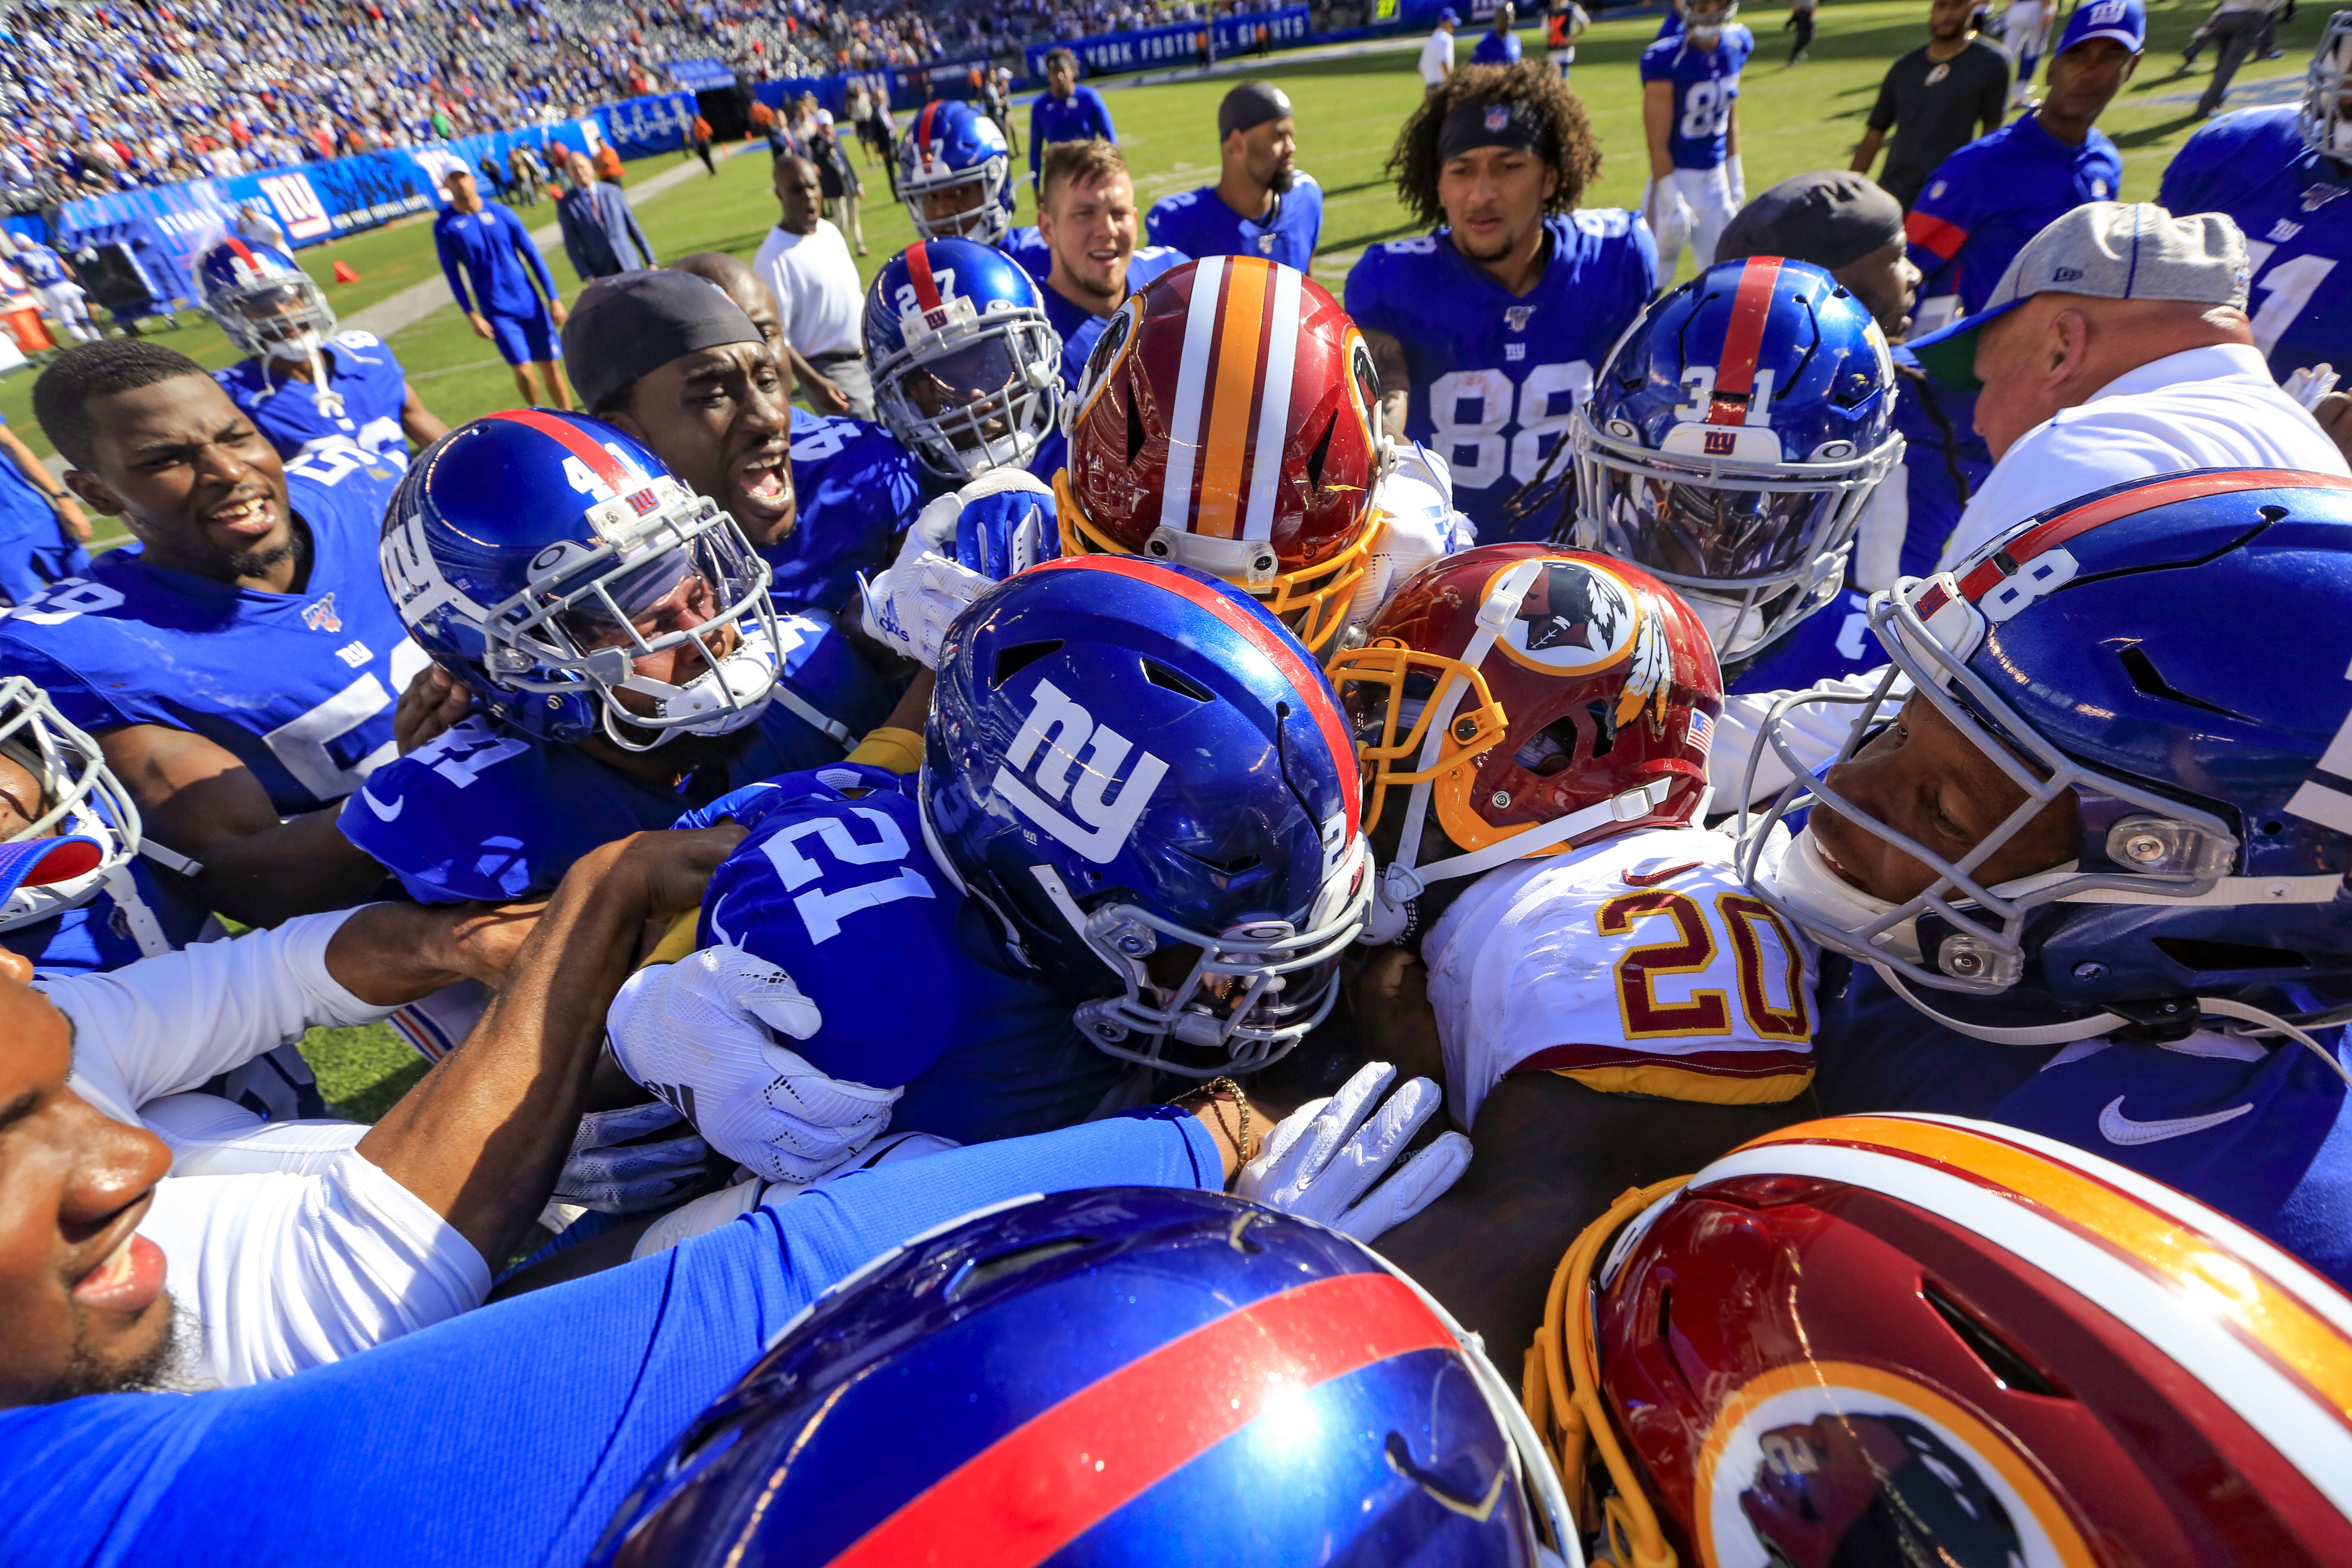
[485,408,631,494]
[1708,256,1781,425]
[825,1272,1449,1568]
[904,241,944,312]
[224,236,257,268]
[1194,255,1274,541]
[915,99,941,156]
[1035,554,1362,834]
[1955,470,2350,604]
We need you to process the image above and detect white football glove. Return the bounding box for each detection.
[2285,363,2341,411]
[552,1099,713,1214]
[858,549,998,668]
[1727,152,1746,208]
[1236,1062,1473,1242]
[606,944,902,1187]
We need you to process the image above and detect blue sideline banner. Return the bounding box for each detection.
[596,92,700,158]
[1022,8,1311,82]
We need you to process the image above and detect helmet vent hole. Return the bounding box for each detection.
[1923,1283,2064,1397]
[946,1236,1094,1301]
[1655,1283,1673,1342]
[1142,659,1212,702]
[1125,384,1148,464]
[1305,412,1337,491]
[1587,702,1617,761]
[991,639,1063,688]
[2116,644,2248,722]
[2150,936,2306,972]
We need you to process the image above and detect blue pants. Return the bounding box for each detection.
[486,306,559,366]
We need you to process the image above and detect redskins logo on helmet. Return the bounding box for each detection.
[1528,1114,2352,1568]
[1054,256,1391,653]
[1326,544,1720,933]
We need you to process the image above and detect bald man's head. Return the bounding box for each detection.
[672,252,784,355]
[1971,292,2254,459]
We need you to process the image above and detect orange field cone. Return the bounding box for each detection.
[332,261,360,284]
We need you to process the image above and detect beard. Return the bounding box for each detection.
[223,518,311,583]
[40,1301,206,1405]
[1268,165,1295,195]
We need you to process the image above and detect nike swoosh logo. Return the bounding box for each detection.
[360,791,404,822]
[1623,861,1703,888]
[2098,1096,2254,1147]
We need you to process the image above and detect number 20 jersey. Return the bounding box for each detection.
[0,451,416,816]
[1423,824,1817,1129]
[1345,212,1658,544]
[2158,106,2352,384]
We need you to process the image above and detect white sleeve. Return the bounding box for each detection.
[1707,666,1909,809]
[1851,462,1909,593]
[140,1091,371,1178]
[44,908,398,1126]
[139,1150,490,1388]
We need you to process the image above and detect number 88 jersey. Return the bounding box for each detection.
[1344,210,1658,545]
[1422,823,1817,1130]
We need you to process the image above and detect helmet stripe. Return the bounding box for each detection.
[915,100,941,160]
[1241,261,1303,543]
[1708,256,1782,424]
[224,236,257,270]
[1035,554,1361,833]
[485,408,631,494]
[1195,255,1273,541]
[1951,469,2350,606]
[1157,256,1226,539]
[825,1272,1450,1568]
[904,241,944,311]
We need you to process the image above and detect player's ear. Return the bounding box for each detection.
[1542,165,1560,203]
[61,468,124,519]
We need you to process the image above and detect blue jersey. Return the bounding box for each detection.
[1906,113,2122,320]
[341,610,889,903]
[13,240,67,287]
[2158,106,2352,383]
[0,411,88,608]
[3,857,212,976]
[1028,85,1116,179]
[1145,173,1324,274]
[1346,212,1658,543]
[1472,28,1524,63]
[216,330,412,468]
[0,449,414,817]
[1875,348,1989,586]
[1638,25,1753,170]
[694,766,1131,1145]
[431,200,557,321]
[1040,244,1189,395]
[1725,588,1880,694]
[1811,962,2352,1291]
[773,414,924,615]
[997,225,1051,285]
[0,1116,1218,1568]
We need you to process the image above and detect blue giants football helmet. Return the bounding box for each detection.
[194,236,336,359]
[382,410,781,751]
[1571,257,1902,675]
[590,1187,1576,1568]
[864,238,1062,482]
[2305,10,2352,160]
[0,676,142,934]
[898,98,1014,245]
[1740,469,2352,1047]
[924,556,1373,1076]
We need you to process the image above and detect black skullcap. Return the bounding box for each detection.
[1218,81,1292,141]
[1437,96,1556,164]
[1716,169,1907,273]
[561,269,764,414]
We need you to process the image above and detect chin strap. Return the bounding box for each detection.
[1383,779,1676,910]
[306,345,345,421]
[2201,995,2352,1092]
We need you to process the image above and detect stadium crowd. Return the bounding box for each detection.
[5,1,2352,1564]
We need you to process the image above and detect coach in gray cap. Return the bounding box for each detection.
[1143,80,1321,270]
[1909,201,2350,566]
[560,268,797,554]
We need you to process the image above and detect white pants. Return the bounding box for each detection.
[35,282,96,342]
[1644,164,1739,281]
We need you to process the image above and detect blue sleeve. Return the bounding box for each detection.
[432,223,476,316]
[1639,39,1672,82]
[0,1114,1222,1568]
[0,635,138,733]
[509,207,559,304]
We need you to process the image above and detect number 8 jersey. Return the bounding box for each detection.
[0,453,417,816]
[1344,211,1657,544]
[1424,824,1817,1129]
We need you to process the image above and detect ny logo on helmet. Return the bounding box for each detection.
[992,678,1169,863]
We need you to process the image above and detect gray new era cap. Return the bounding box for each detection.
[1908,202,2250,390]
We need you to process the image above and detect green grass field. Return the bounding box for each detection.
[7,0,2325,1114]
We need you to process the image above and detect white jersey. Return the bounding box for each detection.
[1424,824,1819,1129]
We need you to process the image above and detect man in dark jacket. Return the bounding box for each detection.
[555,151,655,282]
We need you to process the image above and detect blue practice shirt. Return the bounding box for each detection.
[2158,106,2352,383]
[431,200,559,321]
[1639,24,1753,171]
[0,1114,1220,1568]
[1040,244,1189,395]
[216,330,414,468]
[0,410,88,607]
[1906,112,2122,320]
[1345,212,1657,542]
[1029,84,1117,180]
[1145,173,1324,273]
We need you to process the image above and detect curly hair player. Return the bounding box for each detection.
[1347,61,1657,546]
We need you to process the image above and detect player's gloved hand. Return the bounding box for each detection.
[670,778,799,835]
[1236,1062,1472,1243]
[606,943,902,1187]
[1728,153,1746,208]
[859,550,999,668]
[550,1099,713,1214]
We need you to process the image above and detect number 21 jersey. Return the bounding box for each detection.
[1345,211,1657,543]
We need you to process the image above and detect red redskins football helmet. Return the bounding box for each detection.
[1528,1114,2352,1568]
[1325,543,1721,938]
[1055,255,1390,653]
